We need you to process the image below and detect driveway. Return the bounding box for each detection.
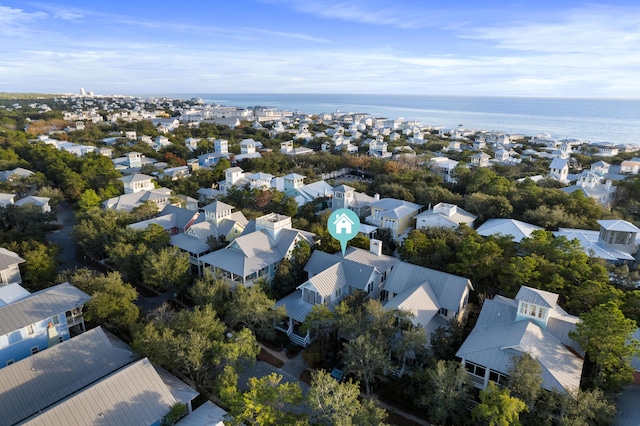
[46,201,87,272]
[616,385,640,426]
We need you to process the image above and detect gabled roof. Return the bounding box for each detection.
[0,247,26,270]
[456,302,583,394]
[553,228,635,261]
[23,358,176,426]
[0,282,90,336]
[476,218,543,243]
[303,263,346,298]
[384,261,472,314]
[549,157,569,169]
[0,283,30,306]
[14,196,50,208]
[341,246,397,272]
[515,286,559,308]
[0,167,34,182]
[103,187,172,211]
[118,173,155,184]
[384,282,441,330]
[0,327,135,425]
[597,219,640,233]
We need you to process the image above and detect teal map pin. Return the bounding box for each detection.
[328,208,361,255]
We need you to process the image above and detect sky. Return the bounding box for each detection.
[1,1,640,98]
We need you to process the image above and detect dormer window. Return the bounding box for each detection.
[519,302,547,320]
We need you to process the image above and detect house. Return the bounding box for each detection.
[14,195,52,213]
[382,261,473,348]
[549,157,570,183]
[470,152,491,167]
[275,241,396,346]
[368,138,392,158]
[218,167,249,195]
[246,172,274,191]
[198,152,229,168]
[22,358,179,426]
[0,167,34,183]
[366,197,423,240]
[331,184,376,218]
[0,282,90,368]
[414,202,476,230]
[103,187,173,212]
[620,158,640,175]
[0,192,15,207]
[196,186,221,204]
[456,286,583,394]
[199,213,314,286]
[150,117,180,133]
[0,248,25,287]
[185,137,201,152]
[281,140,314,156]
[560,174,617,209]
[476,218,543,243]
[429,157,459,184]
[129,205,201,235]
[553,225,637,263]
[171,201,248,274]
[277,173,334,207]
[158,165,191,181]
[0,327,135,425]
[119,173,156,194]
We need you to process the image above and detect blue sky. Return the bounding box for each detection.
[1,1,639,97]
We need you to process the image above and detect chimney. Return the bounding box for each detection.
[374,193,380,201]
[47,322,60,348]
[370,238,383,256]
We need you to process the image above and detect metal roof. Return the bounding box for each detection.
[476,218,543,243]
[597,219,640,233]
[384,283,439,329]
[275,290,315,323]
[201,200,235,213]
[515,286,558,308]
[176,401,226,426]
[23,358,177,426]
[0,247,25,270]
[0,327,135,425]
[0,282,90,336]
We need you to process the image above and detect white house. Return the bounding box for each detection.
[456,286,583,394]
[549,157,570,183]
[0,248,25,287]
[14,196,51,213]
[119,173,156,194]
[414,203,476,230]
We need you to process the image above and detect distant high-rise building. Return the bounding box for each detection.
[79,88,86,96]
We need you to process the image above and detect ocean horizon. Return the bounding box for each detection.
[144,93,640,146]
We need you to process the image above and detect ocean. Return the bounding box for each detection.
[158,94,640,146]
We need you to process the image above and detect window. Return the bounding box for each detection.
[465,361,486,379]
[31,346,39,355]
[520,302,528,314]
[6,359,14,366]
[439,307,448,316]
[529,305,537,317]
[489,370,509,387]
[538,307,546,319]
[27,324,35,335]
[52,315,60,325]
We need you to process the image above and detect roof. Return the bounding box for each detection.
[0,282,90,336]
[342,246,397,272]
[0,283,30,306]
[23,358,176,426]
[14,196,50,208]
[176,401,226,426]
[103,188,172,211]
[384,282,440,329]
[476,218,543,243]
[275,289,316,323]
[282,173,306,180]
[549,157,569,169]
[553,228,636,261]
[383,261,472,313]
[0,327,135,425]
[0,247,26,270]
[118,173,155,183]
[371,198,422,212]
[515,286,559,308]
[597,219,640,233]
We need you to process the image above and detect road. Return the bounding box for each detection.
[46,201,86,272]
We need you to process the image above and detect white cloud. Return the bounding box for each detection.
[0,6,47,34]
[54,10,83,20]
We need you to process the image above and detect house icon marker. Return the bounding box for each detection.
[333,212,354,234]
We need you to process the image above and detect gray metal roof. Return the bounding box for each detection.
[476,218,543,243]
[275,290,315,323]
[0,327,135,426]
[0,282,90,336]
[384,283,439,330]
[384,261,472,313]
[515,286,558,308]
[304,250,341,276]
[23,358,177,426]
[176,401,226,426]
[342,247,396,272]
[0,247,25,270]
[456,315,583,394]
[202,200,235,213]
[597,219,640,233]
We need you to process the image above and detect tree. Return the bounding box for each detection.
[306,370,388,426]
[420,360,473,425]
[188,271,232,316]
[227,373,304,426]
[301,304,336,353]
[77,188,102,211]
[569,300,640,391]
[225,284,286,340]
[507,353,543,409]
[557,387,617,426]
[132,304,259,388]
[64,269,140,327]
[342,333,387,395]
[472,382,527,426]
[7,240,59,290]
[430,317,468,361]
[142,246,191,292]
